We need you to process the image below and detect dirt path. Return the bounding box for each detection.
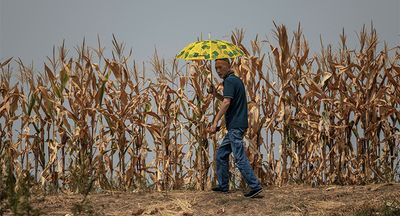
[22,183,400,215]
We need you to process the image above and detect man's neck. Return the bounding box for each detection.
[223,70,234,79]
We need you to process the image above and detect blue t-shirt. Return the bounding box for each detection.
[223,73,248,130]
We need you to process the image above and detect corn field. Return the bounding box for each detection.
[1,24,399,194]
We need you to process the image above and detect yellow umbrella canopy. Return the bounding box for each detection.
[176,40,244,60]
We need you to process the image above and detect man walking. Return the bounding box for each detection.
[207,58,263,198]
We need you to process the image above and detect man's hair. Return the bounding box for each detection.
[216,58,231,65]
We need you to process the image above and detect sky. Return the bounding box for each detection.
[0,0,399,68]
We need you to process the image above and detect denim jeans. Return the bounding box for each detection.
[216,128,261,190]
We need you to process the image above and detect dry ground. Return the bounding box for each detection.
[6,183,400,215]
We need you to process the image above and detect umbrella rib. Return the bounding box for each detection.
[210,40,211,60]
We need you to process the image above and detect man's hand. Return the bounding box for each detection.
[207,125,221,135]
[207,84,216,96]
[207,125,218,134]
[207,84,224,101]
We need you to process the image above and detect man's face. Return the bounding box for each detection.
[215,60,231,79]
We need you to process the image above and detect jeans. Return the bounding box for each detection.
[216,128,261,190]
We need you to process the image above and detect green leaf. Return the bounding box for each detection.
[27,94,36,116]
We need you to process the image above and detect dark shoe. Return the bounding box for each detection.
[244,187,263,198]
[212,186,228,193]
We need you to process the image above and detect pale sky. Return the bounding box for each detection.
[1,0,399,67]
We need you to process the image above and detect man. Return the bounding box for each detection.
[207,58,263,198]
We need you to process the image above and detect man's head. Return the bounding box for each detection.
[215,58,231,79]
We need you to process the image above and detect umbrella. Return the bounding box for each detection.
[175,40,244,60]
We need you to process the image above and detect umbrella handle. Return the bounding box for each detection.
[210,60,215,116]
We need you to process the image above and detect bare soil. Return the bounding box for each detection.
[10,183,400,215]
